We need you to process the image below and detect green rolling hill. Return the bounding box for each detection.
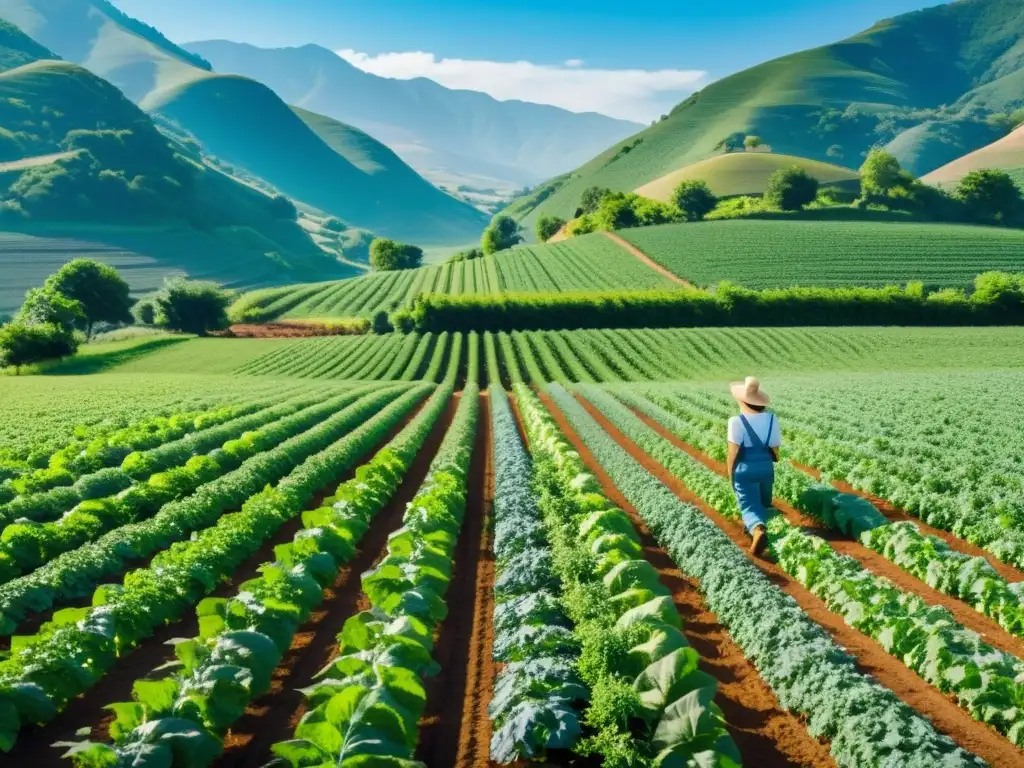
[923,123,1024,189]
[0,0,488,246]
[509,0,1024,230]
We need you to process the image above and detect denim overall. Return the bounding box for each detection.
[733,414,775,533]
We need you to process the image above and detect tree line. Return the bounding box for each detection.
[0,260,233,373]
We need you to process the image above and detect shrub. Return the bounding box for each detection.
[153,279,231,336]
[17,288,85,332]
[765,167,819,211]
[133,298,158,326]
[0,322,79,372]
[482,214,523,254]
[671,180,717,222]
[536,215,566,242]
[371,310,393,334]
[369,238,424,271]
[955,170,1023,225]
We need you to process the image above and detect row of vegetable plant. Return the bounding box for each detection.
[515,384,738,767]
[622,386,1024,639]
[0,385,399,638]
[0,391,339,582]
[488,385,585,764]
[546,383,985,767]
[0,385,417,753]
[61,380,452,767]
[268,382,480,766]
[580,384,1024,748]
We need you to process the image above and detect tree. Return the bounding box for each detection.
[369,238,424,271]
[154,279,231,336]
[267,194,298,221]
[579,186,609,215]
[371,310,393,334]
[481,215,523,255]
[0,323,78,373]
[765,167,819,211]
[671,180,718,222]
[744,135,763,150]
[17,287,85,331]
[955,169,1023,224]
[595,194,639,230]
[536,215,566,242]
[859,149,908,197]
[44,259,132,338]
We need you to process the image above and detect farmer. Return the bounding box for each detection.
[726,376,780,557]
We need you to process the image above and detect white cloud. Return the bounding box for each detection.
[336,49,706,123]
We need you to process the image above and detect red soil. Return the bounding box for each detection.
[537,391,837,768]
[214,396,458,767]
[568,393,1024,768]
[225,322,363,338]
[415,391,497,767]
[602,231,695,289]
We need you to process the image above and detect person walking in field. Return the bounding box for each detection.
[726,376,780,557]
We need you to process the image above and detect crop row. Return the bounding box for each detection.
[269,381,480,765]
[624,386,1024,638]
[515,384,740,766]
[0,386,394,638]
[546,383,984,767]
[63,378,455,767]
[488,386,585,763]
[0,385,417,751]
[580,385,1024,747]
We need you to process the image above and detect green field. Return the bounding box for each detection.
[619,219,1024,289]
[236,231,677,320]
[635,152,860,201]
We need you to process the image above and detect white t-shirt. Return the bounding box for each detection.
[728,412,782,448]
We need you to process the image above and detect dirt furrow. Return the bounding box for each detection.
[415,391,496,767]
[215,395,458,768]
[570,393,1024,768]
[536,391,837,768]
[602,231,695,288]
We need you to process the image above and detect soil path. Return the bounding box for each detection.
[602,231,695,289]
[793,461,1024,584]
[561,392,1024,768]
[535,391,837,768]
[226,322,364,338]
[625,408,1024,660]
[415,391,496,767]
[215,395,459,767]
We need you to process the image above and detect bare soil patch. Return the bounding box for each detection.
[602,231,695,288]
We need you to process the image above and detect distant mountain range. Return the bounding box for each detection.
[181,40,644,191]
[508,0,1024,228]
[0,0,488,246]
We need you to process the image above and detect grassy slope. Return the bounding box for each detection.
[0,0,210,102]
[922,124,1024,188]
[619,219,1024,289]
[141,74,487,245]
[509,0,1023,229]
[0,16,55,71]
[635,152,860,200]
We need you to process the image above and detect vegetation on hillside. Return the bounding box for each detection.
[0,18,56,72]
[369,238,424,271]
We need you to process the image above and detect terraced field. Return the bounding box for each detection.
[4,328,1024,768]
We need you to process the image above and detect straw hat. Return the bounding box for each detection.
[730,376,770,407]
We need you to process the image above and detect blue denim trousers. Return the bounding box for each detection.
[733,464,774,533]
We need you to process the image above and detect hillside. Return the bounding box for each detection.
[181,40,643,189]
[635,152,860,200]
[922,123,1024,188]
[508,0,1024,228]
[0,0,211,101]
[0,16,55,70]
[142,74,488,245]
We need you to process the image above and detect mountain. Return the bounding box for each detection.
[922,123,1024,188]
[0,16,55,70]
[0,0,488,246]
[181,40,644,189]
[507,0,1024,228]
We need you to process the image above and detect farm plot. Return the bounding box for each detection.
[619,220,1024,289]
[494,233,675,292]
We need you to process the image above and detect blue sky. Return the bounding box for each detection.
[115,0,942,121]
